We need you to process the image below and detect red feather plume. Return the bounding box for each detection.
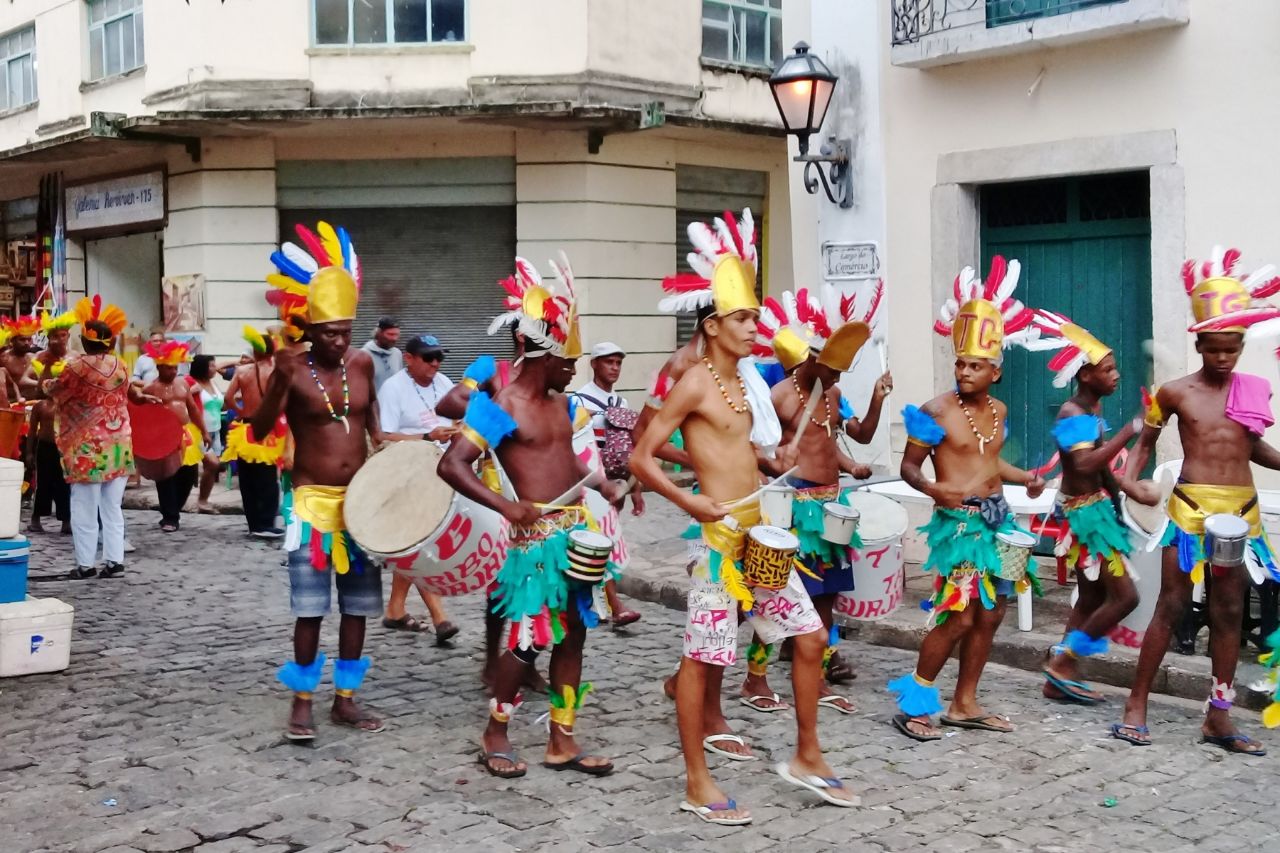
[1181,259,1198,294]
[294,225,331,268]
[661,272,711,292]
[984,255,1007,298]
[1222,248,1242,275]
[720,209,743,257]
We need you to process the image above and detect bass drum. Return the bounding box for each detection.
[573,422,629,569]
[834,491,909,622]
[345,441,507,596]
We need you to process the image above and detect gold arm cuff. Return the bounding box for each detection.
[1067,441,1095,453]
[549,707,576,727]
[335,688,355,698]
[460,424,489,452]
[462,377,479,391]
[906,436,933,448]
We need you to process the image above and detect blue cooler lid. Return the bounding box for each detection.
[0,534,29,559]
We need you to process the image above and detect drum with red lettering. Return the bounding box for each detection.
[834,491,909,622]
[344,441,508,596]
[573,422,630,569]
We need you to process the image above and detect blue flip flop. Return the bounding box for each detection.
[1201,733,1267,756]
[1044,670,1104,705]
[1109,722,1151,746]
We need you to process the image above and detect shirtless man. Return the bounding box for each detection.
[142,342,209,532]
[261,225,385,743]
[1,313,38,402]
[889,257,1045,741]
[223,329,284,538]
[1030,312,1141,704]
[633,212,855,826]
[26,393,68,534]
[1113,248,1280,755]
[21,311,74,396]
[743,285,888,716]
[438,254,621,779]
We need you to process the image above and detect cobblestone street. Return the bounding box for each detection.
[2,512,1276,853]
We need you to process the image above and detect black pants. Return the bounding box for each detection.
[156,464,198,527]
[238,461,280,532]
[33,439,69,522]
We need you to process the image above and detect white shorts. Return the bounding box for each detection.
[683,565,823,667]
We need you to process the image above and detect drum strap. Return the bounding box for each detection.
[1172,486,1256,516]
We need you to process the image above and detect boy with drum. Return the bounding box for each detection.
[259,222,386,743]
[743,284,888,717]
[1114,247,1280,755]
[438,254,624,780]
[1024,311,1142,704]
[889,257,1045,742]
[141,340,210,532]
[632,211,856,826]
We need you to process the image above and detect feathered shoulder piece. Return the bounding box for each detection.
[1182,245,1280,338]
[487,253,582,359]
[267,221,362,336]
[73,296,127,343]
[659,209,760,317]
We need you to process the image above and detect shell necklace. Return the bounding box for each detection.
[792,374,833,436]
[954,390,999,454]
[309,355,351,434]
[703,358,749,414]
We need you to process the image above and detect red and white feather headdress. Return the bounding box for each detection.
[934,256,1039,359]
[1182,245,1280,338]
[754,280,883,372]
[659,209,760,317]
[487,253,582,359]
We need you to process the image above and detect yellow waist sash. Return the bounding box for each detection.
[1166,483,1263,537]
[181,422,204,466]
[293,484,354,574]
[700,500,761,611]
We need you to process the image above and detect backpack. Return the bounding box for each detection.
[576,392,638,480]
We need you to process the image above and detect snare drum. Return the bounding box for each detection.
[1204,513,1249,568]
[761,486,795,528]
[835,491,909,621]
[820,502,860,545]
[995,530,1037,582]
[573,421,630,569]
[742,525,799,590]
[128,402,184,481]
[345,441,507,597]
[565,529,614,584]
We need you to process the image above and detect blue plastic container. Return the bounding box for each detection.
[0,535,29,604]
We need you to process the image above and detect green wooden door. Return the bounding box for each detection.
[980,173,1153,469]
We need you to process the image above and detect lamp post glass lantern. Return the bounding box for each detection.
[770,41,851,208]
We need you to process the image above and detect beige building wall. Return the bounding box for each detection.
[879,2,1280,462]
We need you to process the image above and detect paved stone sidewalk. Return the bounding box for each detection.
[2,513,1274,853]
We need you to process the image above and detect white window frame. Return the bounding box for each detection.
[702,0,782,69]
[312,0,469,47]
[0,25,37,111]
[87,0,145,82]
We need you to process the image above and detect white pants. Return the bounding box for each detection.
[71,477,127,568]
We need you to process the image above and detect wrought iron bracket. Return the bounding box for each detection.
[795,138,852,209]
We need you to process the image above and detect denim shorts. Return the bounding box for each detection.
[287,546,383,618]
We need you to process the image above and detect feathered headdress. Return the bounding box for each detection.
[659,209,760,318]
[1025,310,1114,388]
[486,253,582,359]
[242,325,274,357]
[933,256,1038,359]
[266,221,361,339]
[40,309,77,333]
[1181,245,1280,337]
[754,280,883,372]
[0,326,10,348]
[73,296,128,344]
[144,340,191,367]
[2,313,40,338]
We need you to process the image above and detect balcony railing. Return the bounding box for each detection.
[892,0,1127,46]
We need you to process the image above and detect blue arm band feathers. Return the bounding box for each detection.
[464,391,518,448]
[463,354,497,384]
[839,394,854,421]
[1052,414,1102,451]
[902,405,945,447]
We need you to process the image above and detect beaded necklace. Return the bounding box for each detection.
[703,358,749,415]
[792,374,833,436]
[954,390,999,455]
[309,355,351,434]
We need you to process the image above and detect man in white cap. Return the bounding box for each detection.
[573,341,643,627]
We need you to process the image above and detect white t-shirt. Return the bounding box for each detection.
[574,380,629,447]
[378,368,455,435]
[132,354,158,384]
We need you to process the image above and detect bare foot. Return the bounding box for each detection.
[330,695,384,733]
[286,695,315,741]
[197,501,215,513]
[1201,709,1266,754]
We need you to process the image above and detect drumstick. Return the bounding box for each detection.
[487,451,519,501]
[723,466,799,513]
[541,470,599,514]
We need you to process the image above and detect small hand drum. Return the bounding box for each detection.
[565,529,614,584]
[743,525,799,590]
[995,530,1037,582]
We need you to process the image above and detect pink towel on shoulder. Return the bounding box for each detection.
[1226,372,1274,436]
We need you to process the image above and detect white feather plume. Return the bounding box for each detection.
[487,311,525,337]
[992,259,1021,304]
[687,222,723,262]
[688,251,715,280]
[282,242,319,274]
[712,217,740,260]
[658,292,714,314]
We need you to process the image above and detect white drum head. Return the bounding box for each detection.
[997,530,1037,548]
[1205,513,1249,538]
[847,491,910,541]
[569,529,613,551]
[344,441,455,555]
[823,502,860,520]
[749,525,799,550]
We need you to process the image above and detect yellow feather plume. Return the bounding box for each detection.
[317,221,344,268]
[267,273,310,297]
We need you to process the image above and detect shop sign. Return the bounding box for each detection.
[65,170,165,234]
[822,241,880,281]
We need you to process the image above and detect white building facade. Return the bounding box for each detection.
[0,0,797,395]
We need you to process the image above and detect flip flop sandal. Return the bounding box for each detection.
[284,724,316,743]
[612,610,642,628]
[478,750,527,779]
[434,621,460,644]
[382,615,430,633]
[1043,670,1104,705]
[542,754,614,776]
[740,693,790,713]
[892,713,941,742]
[1201,734,1267,756]
[330,712,385,734]
[1109,722,1151,746]
[679,799,752,826]
[818,695,858,715]
[703,733,757,762]
[774,762,861,808]
[940,714,1014,733]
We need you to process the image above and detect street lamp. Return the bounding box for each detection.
[769,41,851,209]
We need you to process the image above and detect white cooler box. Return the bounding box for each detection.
[0,596,73,677]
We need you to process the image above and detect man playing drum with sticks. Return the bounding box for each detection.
[1023,311,1142,704]
[743,282,887,717]
[259,222,386,743]
[889,257,1045,742]
[439,253,625,779]
[632,211,857,826]
[1113,247,1280,754]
